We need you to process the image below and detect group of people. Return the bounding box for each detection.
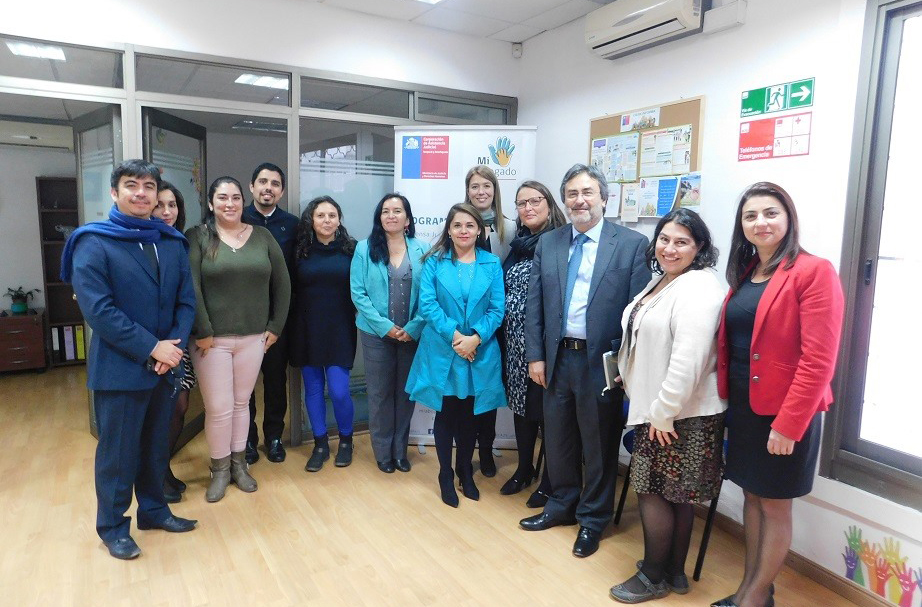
[63,159,844,607]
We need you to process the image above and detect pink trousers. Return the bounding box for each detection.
[191,334,265,459]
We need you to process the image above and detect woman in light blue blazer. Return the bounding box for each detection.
[406,203,506,508]
[351,193,429,474]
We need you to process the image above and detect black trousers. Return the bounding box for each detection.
[248,329,289,444]
[433,396,476,474]
[542,347,623,533]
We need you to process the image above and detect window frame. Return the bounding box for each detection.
[821,0,922,510]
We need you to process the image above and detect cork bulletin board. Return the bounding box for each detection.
[589,96,704,221]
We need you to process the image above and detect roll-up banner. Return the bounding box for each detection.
[395,125,538,447]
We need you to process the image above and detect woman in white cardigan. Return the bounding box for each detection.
[609,208,727,604]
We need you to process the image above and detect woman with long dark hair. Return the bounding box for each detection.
[152,181,193,502]
[186,176,290,502]
[290,196,358,472]
[711,183,844,607]
[351,193,429,473]
[405,203,506,507]
[608,208,725,603]
[499,181,566,506]
[463,165,515,477]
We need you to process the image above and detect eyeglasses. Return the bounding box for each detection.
[565,189,598,202]
[514,196,546,209]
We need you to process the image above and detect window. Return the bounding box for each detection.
[0,35,123,88]
[136,55,290,106]
[301,77,410,119]
[824,0,922,509]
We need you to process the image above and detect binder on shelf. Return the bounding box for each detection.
[75,325,85,360]
[63,325,75,361]
[51,326,60,357]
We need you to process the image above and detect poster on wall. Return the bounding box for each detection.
[678,172,702,210]
[395,125,538,447]
[621,107,661,132]
[640,124,692,177]
[621,183,639,223]
[592,133,639,183]
[605,182,621,219]
[636,176,679,218]
[738,112,812,161]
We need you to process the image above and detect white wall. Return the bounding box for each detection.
[4,0,521,98]
[0,146,76,310]
[518,0,922,599]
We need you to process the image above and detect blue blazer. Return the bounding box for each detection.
[406,248,507,414]
[350,237,429,340]
[70,232,196,391]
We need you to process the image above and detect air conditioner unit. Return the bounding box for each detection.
[586,0,710,60]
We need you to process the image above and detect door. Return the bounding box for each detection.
[72,105,123,437]
[142,108,207,229]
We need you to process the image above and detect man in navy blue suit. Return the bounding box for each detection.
[63,159,198,560]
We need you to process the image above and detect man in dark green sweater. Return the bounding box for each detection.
[243,162,299,464]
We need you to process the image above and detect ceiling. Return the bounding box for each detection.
[313,0,614,42]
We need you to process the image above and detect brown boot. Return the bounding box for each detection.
[205,456,231,503]
[230,451,258,493]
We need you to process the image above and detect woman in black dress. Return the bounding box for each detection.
[712,183,844,607]
[498,180,566,506]
[290,196,358,472]
[152,180,195,502]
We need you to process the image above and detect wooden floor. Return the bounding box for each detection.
[0,367,858,607]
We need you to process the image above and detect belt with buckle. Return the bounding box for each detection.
[562,337,587,350]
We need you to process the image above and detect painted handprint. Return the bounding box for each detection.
[488,137,515,167]
[873,556,892,597]
[882,538,907,601]
[844,527,865,585]
[861,541,881,590]
[890,562,916,607]
[842,546,859,581]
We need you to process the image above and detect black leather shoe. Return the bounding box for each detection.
[163,481,182,504]
[377,460,396,473]
[165,467,186,493]
[104,536,141,560]
[572,526,601,557]
[525,489,550,508]
[500,471,534,495]
[395,458,411,472]
[245,440,259,465]
[519,511,577,531]
[266,438,286,463]
[137,515,198,533]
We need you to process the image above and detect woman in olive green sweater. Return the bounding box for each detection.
[186,176,291,502]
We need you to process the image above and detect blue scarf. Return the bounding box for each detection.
[60,205,188,283]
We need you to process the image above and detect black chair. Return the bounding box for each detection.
[614,403,727,582]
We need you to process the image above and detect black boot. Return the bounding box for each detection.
[457,463,480,501]
[305,434,330,472]
[438,469,459,507]
[165,465,186,493]
[335,433,353,467]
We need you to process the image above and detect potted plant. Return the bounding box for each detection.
[4,286,41,315]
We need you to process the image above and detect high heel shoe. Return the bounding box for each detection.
[438,470,459,507]
[457,468,480,501]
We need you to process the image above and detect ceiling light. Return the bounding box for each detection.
[413,0,444,4]
[5,41,66,61]
[234,73,289,90]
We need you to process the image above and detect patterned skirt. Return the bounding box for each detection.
[629,412,726,504]
[178,349,197,391]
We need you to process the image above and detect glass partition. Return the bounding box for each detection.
[301,77,410,118]
[0,36,123,88]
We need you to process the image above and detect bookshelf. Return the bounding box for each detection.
[36,177,86,367]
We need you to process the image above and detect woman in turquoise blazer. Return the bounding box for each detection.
[406,203,506,508]
[351,193,429,474]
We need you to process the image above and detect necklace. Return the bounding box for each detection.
[219,224,250,253]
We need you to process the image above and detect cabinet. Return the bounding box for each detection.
[0,311,46,372]
[36,177,85,367]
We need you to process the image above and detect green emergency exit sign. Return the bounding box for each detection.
[741,78,814,117]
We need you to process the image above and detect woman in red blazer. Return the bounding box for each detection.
[711,183,844,607]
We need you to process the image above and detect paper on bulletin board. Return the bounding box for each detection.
[621,107,661,132]
[592,133,639,182]
[621,183,639,223]
[605,182,621,218]
[678,172,702,210]
[640,124,692,177]
[637,176,679,218]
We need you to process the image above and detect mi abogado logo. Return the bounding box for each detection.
[477,136,518,176]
